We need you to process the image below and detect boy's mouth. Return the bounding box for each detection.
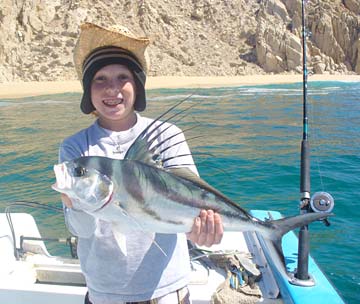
[103,98,124,106]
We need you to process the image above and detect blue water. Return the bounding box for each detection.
[1,81,359,303]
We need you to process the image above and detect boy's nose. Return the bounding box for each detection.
[105,82,120,95]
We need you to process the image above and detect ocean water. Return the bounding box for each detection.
[1,81,359,303]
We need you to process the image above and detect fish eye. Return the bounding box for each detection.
[74,166,86,177]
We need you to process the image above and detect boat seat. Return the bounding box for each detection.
[0,213,50,256]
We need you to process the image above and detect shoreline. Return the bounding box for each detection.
[0,74,359,99]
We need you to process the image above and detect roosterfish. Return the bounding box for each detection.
[52,99,331,263]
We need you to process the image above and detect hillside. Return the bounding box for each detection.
[0,0,359,82]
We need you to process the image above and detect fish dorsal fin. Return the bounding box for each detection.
[124,97,195,166]
[168,167,249,214]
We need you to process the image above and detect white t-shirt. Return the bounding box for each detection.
[59,113,197,304]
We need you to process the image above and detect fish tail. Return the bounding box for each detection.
[264,212,333,265]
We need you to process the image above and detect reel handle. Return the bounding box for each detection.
[310,192,334,226]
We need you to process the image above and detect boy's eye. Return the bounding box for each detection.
[118,74,131,81]
[93,75,106,82]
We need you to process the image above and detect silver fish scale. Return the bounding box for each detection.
[105,159,256,232]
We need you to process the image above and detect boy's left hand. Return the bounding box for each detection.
[186,210,223,247]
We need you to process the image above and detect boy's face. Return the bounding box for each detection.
[91,64,137,129]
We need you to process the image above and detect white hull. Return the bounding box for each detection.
[0,213,268,304]
[0,212,344,304]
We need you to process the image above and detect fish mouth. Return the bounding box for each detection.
[51,182,61,192]
[52,163,68,192]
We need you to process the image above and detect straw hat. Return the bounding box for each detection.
[73,23,151,113]
[74,23,150,78]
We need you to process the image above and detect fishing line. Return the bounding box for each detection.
[308,92,326,192]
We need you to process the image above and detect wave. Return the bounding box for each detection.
[0,100,73,107]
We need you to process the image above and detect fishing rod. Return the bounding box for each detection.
[296,0,311,282]
[295,0,334,284]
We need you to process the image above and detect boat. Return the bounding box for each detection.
[0,209,344,304]
[0,1,346,303]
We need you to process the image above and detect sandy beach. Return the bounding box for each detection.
[0,74,359,99]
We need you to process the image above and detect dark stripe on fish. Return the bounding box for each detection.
[121,161,145,204]
[142,164,248,221]
[122,161,184,226]
[75,156,114,177]
[143,206,184,226]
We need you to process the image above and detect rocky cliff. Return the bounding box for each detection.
[0,0,359,82]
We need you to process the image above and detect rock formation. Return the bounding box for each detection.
[0,0,359,82]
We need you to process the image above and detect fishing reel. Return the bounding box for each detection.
[309,192,334,226]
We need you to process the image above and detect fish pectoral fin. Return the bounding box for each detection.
[111,224,127,256]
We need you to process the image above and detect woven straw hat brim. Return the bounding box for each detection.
[74,23,150,80]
